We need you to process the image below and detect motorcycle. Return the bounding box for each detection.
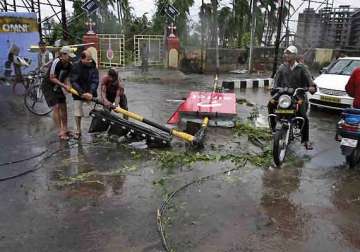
[336,108,360,168]
[268,87,307,166]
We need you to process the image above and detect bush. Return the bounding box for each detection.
[320,61,331,69]
[311,62,321,71]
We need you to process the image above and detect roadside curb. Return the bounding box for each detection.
[222,78,274,90]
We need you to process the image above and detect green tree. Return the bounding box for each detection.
[66,0,88,43]
[46,19,63,44]
[240,32,251,47]
[218,6,233,47]
[260,0,294,46]
[152,0,194,43]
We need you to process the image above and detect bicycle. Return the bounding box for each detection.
[23,70,52,116]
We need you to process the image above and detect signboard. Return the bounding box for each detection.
[106,48,114,60]
[164,4,179,21]
[106,40,114,60]
[167,91,237,124]
[0,16,38,33]
[183,91,236,114]
[81,0,99,15]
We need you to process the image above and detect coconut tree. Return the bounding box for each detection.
[218,6,233,47]
[259,0,294,46]
[233,0,251,47]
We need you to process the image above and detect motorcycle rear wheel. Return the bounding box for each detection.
[273,128,288,167]
[346,147,360,169]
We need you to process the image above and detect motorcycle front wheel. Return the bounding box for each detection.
[273,127,289,167]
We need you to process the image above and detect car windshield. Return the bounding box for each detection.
[327,59,360,75]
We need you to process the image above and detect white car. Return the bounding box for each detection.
[309,57,360,110]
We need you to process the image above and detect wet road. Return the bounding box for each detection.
[0,70,359,252]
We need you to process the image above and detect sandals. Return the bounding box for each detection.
[58,132,70,141]
[58,130,81,140]
[304,142,314,150]
[73,132,81,140]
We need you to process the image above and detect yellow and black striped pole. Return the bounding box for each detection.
[66,86,205,145]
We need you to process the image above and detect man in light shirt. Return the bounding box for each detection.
[37,41,53,71]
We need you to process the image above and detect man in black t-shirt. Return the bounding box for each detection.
[42,46,75,140]
[70,50,99,139]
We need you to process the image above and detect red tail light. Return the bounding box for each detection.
[341,123,360,132]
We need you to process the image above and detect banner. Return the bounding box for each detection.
[0,17,38,33]
[0,13,40,76]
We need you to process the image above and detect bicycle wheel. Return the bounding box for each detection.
[24,84,52,116]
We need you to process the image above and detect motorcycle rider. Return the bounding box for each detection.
[268,45,316,150]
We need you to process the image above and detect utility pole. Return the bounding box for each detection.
[285,0,291,47]
[31,0,34,12]
[61,0,68,40]
[37,0,42,40]
[272,0,285,78]
[200,0,204,73]
[248,0,256,73]
[212,0,219,75]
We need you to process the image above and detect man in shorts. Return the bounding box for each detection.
[70,49,99,139]
[42,46,75,140]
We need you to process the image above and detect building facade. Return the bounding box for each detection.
[296,5,359,49]
[349,10,360,49]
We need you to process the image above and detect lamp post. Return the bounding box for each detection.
[200,0,204,73]
[248,0,256,73]
[272,0,285,78]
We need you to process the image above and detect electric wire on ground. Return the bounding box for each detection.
[156,159,248,252]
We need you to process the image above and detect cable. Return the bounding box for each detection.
[0,150,47,167]
[0,139,61,167]
[0,140,116,182]
[0,144,60,183]
[156,159,248,252]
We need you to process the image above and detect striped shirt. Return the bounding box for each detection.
[48,57,72,84]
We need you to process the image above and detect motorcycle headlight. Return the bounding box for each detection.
[278,95,292,109]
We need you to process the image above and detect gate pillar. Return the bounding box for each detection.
[82,18,99,66]
[166,23,180,69]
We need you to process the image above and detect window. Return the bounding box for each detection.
[327,59,360,76]
[341,60,360,75]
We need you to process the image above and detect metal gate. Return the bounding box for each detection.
[134,35,164,67]
[99,34,125,68]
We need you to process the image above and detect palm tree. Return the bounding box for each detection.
[260,0,294,46]
[233,0,251,47]
[218,6,233,47]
